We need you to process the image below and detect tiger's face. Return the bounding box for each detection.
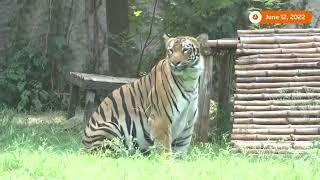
[164,34,207,76]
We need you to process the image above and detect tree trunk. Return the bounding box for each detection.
[106,0,128,75]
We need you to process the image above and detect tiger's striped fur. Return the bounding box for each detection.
[82,34,208,154]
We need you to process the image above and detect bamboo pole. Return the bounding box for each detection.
[233,118,320,124]
[238,28,320,34]
[232,127,320,135]
[237,82,320,89]
[237,42,320,49]
[234,105,320,111]
[234,99,320,106]
[231,134,320,141]
[231,140,315,149]
[235,69,320,77]
[236,76,320,83]
[234,110,320,118]
[236,87,320,94]
[238,33,320,37]
[233,124,320,129]
[234,93,320,100]
[235,62,320,70]
[238,53,320,60]
[237,47,320,55]
[240,36,320,44]
[236,58,320,65]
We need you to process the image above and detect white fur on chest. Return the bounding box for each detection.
[171,93,198,140]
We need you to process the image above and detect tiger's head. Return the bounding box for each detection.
[164,34,208,76]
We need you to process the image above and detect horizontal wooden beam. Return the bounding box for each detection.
[207,39,238,48]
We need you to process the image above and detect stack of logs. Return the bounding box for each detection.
[232,29,320,153]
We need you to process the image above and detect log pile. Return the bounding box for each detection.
[232,29,320,154]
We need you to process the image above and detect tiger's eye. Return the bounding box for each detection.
[183,48,190,54]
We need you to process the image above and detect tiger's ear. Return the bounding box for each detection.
[163,33,171,45]
[197,33,210,55]
[196,33,208,46]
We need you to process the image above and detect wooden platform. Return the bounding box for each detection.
[67,72,137,123]
[232,29,320,153]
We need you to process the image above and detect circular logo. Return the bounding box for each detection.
[249,11,262,24]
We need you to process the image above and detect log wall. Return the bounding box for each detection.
[232,28,320,153]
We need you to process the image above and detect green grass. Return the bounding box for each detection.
[0,108,320,179]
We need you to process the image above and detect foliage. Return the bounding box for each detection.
[161,0,249,39]
[0,42,59,112]
[248,0,300,29]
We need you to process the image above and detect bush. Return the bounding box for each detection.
[0,41,59,112]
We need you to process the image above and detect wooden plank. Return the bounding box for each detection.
[234,110,320,118]
[232,127,320,135]
[235,62,320,70]
[236,76,320,83]
[69,72,137,90]
[233,124,320,129]
[234,118,320,125]
[237,82,320,89]
[236,87,320,94]
[231,140,316,149]
[234,93,320,100]
[238,28,320,34]
[238,53,320,60]
[234,99,320,106]
[236,57,320,65]
[234,105,320,111]
[235,69,320,77]
[231,134,320,141]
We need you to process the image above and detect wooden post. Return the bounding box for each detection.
[194,48,213,142]
[83,90,96,124]
[67,85,79,119]
[216,50,235,143]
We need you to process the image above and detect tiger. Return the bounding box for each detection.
[82,34,208,154]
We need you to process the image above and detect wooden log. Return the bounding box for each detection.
[239,53,320,60]
[234,99,320,106]
[237,82,320,89]
[234,110,320,118]
[231,148,309,154]
[234,105,320,111]
[237,47,320,55]
[235,69,320,77]
[239,36,320,44]
[236,76,320,83]
[207,39,238,48]
[232,127,320,135]
[237,42,320,49]
[238,33,320,37]
[233,118,320,125]
[235,62,320,70]
[236,87,320,94]
[236,58,320,65]
[238,28,320,34]
[234,93,320,100]
[231,134,320,141]
[233,124,320,129]
[231,140,315,149]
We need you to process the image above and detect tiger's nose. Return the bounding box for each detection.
[171,61,182,66]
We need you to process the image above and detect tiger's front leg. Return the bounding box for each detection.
[148,112,172,153]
